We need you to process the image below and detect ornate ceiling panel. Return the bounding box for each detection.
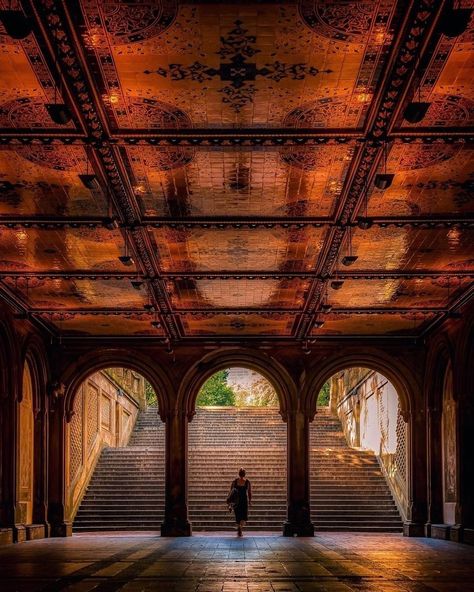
[3,277,147,310]
[0,146,106,215]
[0,228,131,272]
[312,312,437,336]
[181,312,294,336]
[77,0,400,128]
[0,1,472,340]
[341,227,474,272]
[368,144,473,216]
[151,226,326,272]
[124,146,353,217]
[397,16,474,128]
[168,278,309,309]
[36,312,165,336]
[325,277,472,309]
[0,26,77,130]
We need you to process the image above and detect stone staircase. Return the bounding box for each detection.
[310,407,403,532]
[188,407,286,532]
[73,406,165,531]
[74,405,402,533]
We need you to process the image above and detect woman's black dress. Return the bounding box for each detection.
[233,479,250,523]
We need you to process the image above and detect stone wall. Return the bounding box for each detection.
[105,368,147,410]
[66,371,140,521]
[330,368,409,520]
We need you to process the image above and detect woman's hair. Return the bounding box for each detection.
[238,468,246,477]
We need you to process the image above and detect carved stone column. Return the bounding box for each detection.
[458,395,474,544]
[425,406,443,536]
[161,411,191,536]
[404,408,428,537]
[32,401,50,538]
[47,383,72,537]
[0,394,17,544]
[283,410,314,536]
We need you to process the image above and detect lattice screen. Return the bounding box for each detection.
[395,408,408,487]
[101,394,112,430]
[86,383,99,452]
[69,389,83,482]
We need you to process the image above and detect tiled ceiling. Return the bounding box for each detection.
[0,0,472,340]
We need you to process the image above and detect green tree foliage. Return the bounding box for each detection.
[145,381,158,407]
[317,381,330,406]
[197,370,236,406]
[233,377,278,407]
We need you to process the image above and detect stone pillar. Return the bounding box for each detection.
[32,401,50,539]
[458,395,474,544]
[47,386,72,537]
[161,411,191,536]
[0,394,17,544]
[404,408,428,537]
[425,407,443,536]
[283,410,314,536]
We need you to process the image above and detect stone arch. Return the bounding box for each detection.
[178,348,296,422]
[21,335,49,414]
[302,351,417,422]
[303,349,422,526]
[61,348,174,423]
[425,333,455,410]
[0,318,21,399]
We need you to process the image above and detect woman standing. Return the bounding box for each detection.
[230,468,252,536]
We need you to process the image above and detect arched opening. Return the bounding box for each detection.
[67,366,165,532]
[188,366,286,533]
[18,362,35,527]
[310,367,408,532]
[441,361,459,525]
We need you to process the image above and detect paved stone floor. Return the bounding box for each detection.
[1,533,474,592]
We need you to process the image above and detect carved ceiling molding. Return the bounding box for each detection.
[0,132,472,146]
[28,307,449,318]
[296,0,447,339]
[3,271,471,281]
[0,216,472,229]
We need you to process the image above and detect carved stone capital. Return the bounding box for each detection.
[48,381,66,414]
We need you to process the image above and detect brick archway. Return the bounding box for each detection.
[177,348,296,422]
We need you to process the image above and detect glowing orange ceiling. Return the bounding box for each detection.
[0,0,472,340]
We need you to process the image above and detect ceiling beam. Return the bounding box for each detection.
[0,215,472,229]
[2,270,472,280]
[29,306,448,316]
[0,129,473,145]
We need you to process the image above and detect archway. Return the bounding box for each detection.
[67,366,165,532]
[310,366,408,532]
[188,366,287,533]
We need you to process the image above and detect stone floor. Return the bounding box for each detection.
[1,533,474,592]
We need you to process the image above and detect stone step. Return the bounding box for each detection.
[74,407,402,533]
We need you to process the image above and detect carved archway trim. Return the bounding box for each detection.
[22,334,50,414]
[177,348,296,422]
[302,350,418,422]
[424,333,454,410]
[60,347,174,422]
[0,317,21,401]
